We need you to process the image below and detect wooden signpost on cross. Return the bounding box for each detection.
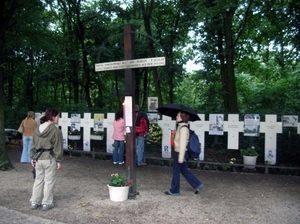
[95,25,166,197]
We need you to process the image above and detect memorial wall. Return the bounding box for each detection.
[56,112,299,165]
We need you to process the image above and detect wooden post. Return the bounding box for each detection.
[124,24,138,197]
[95,25,165,197]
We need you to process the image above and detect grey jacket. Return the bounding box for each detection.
[30,123,63,163]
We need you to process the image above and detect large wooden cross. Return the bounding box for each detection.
[95,25,166,197]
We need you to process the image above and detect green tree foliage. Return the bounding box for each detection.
[2,0,299,115]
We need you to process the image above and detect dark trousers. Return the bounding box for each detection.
[170,152,202,194]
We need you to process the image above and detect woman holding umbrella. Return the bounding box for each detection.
[157,104,203,196]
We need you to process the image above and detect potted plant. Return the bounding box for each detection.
[107,173,132,202]
[90,130,104,140]
[68,129,81,140]
[240,146,258,169]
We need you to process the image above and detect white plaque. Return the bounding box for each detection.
[95,57,166,71]
[124,96,133,127]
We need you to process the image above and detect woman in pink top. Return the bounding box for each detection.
[112,110,125,164]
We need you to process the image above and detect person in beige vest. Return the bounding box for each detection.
[19,111,37,163]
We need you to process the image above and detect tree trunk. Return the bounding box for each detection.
[217,28,227,112]
[76,3,92,108]
[0,0,18,169]
[0,67,9,167]
[223,9,238,113]
[139,0,163,106]
[167,52,174,103]
[7,55,14,108]
[135,68,142,106]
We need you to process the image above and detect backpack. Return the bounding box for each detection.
[181,125,201,160]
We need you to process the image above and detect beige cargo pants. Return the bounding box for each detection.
[30,157,57,205]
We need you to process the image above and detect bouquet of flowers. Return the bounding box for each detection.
[229,158,236,164]
[68,129,81,135]
[146,123,162,145]
[92,131,104,136]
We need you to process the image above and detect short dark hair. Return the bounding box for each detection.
[180,112,190,123]
[115,110,123,121]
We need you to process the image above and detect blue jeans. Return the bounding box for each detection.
[21,136,33,163]
[136,136,145,165]
[113,140,125,163]
[169,152,202,194]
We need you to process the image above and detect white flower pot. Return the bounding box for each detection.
[68,135,81,140]
[243,156,258,169]
[107,184,129,202]
[90,135,104,140]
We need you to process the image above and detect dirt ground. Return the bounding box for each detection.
[1,144,300,224]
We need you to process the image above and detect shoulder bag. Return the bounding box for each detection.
[18,120,24,134]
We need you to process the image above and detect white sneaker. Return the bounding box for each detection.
[113,162,118,165]
[119,161,124,165]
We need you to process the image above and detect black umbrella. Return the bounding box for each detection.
[156,103,201,121]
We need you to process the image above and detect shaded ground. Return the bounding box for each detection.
[1,143,300,224]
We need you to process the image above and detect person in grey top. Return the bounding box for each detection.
[29,108,63,211]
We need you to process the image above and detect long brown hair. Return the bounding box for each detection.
[40,108,59,124]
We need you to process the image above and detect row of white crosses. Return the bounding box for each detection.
[59,113,295,165]
[59,112,115,152]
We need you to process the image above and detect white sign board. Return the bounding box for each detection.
[95,57,166,71]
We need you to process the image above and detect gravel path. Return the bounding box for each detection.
[1,147,300,224]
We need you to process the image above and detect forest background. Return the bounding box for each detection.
[1,0,300,169]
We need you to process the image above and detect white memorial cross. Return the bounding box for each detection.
[260,114,282,164]
[81,113,95,152]
[190,114,209,161]
[103,113,115,153]
[158,115,176,158]
[223,114,244,150]
[58,112,71,149]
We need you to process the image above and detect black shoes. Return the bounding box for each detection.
[195,183,204,194]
